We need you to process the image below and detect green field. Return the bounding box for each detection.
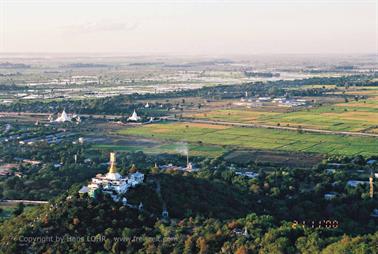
[261,105,378,132]
[187,85,378,132]
[118,122,378,157]
[188,101,378,132]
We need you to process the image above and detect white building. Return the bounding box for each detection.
[128,110,141,121]
[257,97,271,102]
[324,192,337,200]
[129,172,145,187]
[347,180,369,188]
[235,171,259,179]
[54,109,71,122]
[371,209,378,218]
[79,152,144,203]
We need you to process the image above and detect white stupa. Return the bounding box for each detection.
[145,102,150,108]
[55,109,71,122]
[128,110,141,121]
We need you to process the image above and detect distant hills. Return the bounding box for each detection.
[0,62,31,69]
[61,63,110,68]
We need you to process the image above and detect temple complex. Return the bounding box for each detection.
[79,152,144,203]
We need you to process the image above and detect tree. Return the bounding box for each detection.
[184,236,195,254]
[197,237,208,254]
[235,246,248,254]
[104,239,112,251]
[295,233,322,254]
[13,202,24,216]
[112,241,120,253]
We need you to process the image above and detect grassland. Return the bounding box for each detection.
[187,99,378,132]
[189,109,279,123]
[261,104,378,132]
[184,86,378,132]
[118,122,378,157]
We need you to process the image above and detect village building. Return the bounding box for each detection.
[159,154,198,172]
[346,180,369,188]
[235,171,259,179]
[371,209,378,218]
[324,192,337,200]
[0,163,21,177]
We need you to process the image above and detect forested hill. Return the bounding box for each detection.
[1,173,378,253]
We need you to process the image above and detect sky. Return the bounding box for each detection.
[0,0,376,55]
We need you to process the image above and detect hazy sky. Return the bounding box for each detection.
[0,0,376,55]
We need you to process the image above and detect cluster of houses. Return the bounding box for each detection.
[0,163,21,177]
[78,152,144,204]
[323,160,378,217]
[235,171,259,179]
[236,96,307,108]
[0,158,44,178]
[159,156,198,173]
[272,97,306,107]
[159,162,198,172]
[19,132,76,145]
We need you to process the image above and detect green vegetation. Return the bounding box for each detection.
[262,106,378,132]
[0,75,353,114]
[118,122,378,156]
[188,101,378,132]
[0,204,35,222]
[188,109,279,123]
[1,74,378,253]
[1,166,378,253]
[93,143,227,158]
[185,84,378,133]
[0,142,107,200]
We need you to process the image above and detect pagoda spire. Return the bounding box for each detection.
[109,152,117,173]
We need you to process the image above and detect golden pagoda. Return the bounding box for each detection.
[109,152,117,173]
[105,152,122,180]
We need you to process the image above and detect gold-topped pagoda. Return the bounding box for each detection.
[109,152,117,173]
[78,152,145,203]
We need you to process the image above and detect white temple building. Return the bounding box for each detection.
[79,152,144,203]
[127,110,141,121]
[54,109,72,122]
